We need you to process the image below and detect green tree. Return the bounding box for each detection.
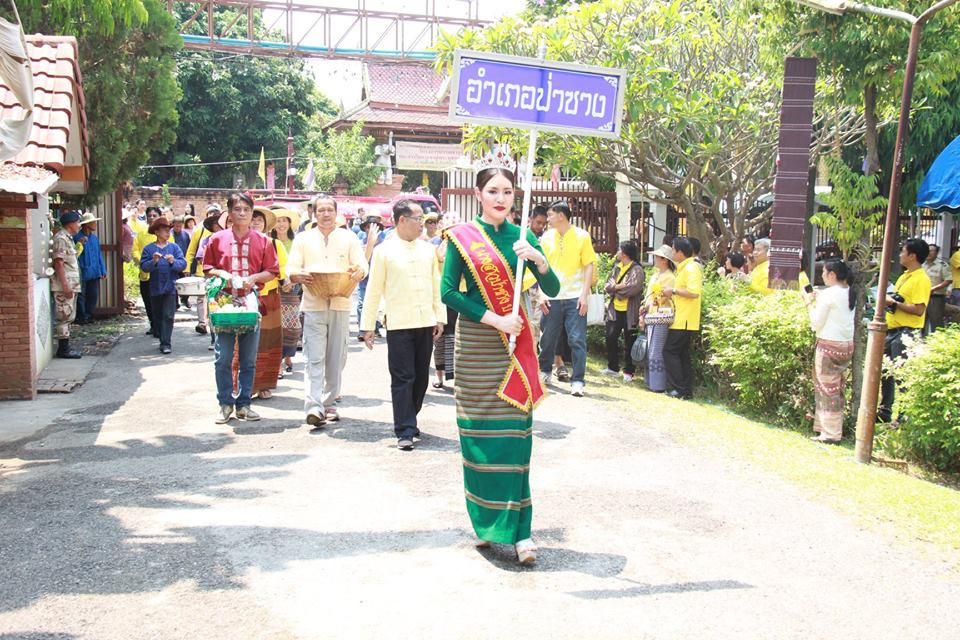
[300,122,382,195]
[141,5,336,188]
[10,0,182,202]
[435,0,864,256]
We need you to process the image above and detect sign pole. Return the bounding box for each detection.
[508,39,546,356]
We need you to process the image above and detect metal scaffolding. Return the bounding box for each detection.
[169,0,490,61]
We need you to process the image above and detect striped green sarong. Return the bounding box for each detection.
[455,317,533,544]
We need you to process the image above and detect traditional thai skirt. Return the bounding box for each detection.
[455,317,533,544]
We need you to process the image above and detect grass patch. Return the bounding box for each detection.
[583,357,960,552]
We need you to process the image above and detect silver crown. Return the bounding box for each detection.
[474,143,517,175]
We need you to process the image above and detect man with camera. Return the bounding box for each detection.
[879,238,932,423]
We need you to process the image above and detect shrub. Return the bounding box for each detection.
[704,288,815,427]
[586,252,615,352]
[881,325,960,472]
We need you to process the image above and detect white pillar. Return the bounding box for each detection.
[652,202,668,249]
[615,173,631,249]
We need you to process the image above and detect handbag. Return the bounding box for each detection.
[586,291,606,326]
[645,306,675,326]
[631,331,648,366]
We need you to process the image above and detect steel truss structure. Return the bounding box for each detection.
[169,0,490,61]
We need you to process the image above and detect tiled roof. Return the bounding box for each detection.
[364,63,446,107]
[0,35,88,178]
[330,103,460,131]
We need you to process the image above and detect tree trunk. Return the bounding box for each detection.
[862,84,881,177]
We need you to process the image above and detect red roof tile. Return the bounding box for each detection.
[330,103,460,131]
[364,63,446,107]
[0,35,88,180]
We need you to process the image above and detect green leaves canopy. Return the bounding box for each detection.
[13,0,182,202]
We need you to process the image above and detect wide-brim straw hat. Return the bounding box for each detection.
[651,244,676,263]
[78,211,101,225]
[359,214,383,230]
[253,206,277,233]
[205,203,222,215]
[270,208,301,232]
[203,212,229,232]
[148,218,172,235]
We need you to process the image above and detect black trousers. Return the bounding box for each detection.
[924,295,945,335]
[664,329,694,398]
[151,293,177,348]
[387,326,434,439]
[140,279,156,335]
[879,327,915,422]
[605,311,636,374]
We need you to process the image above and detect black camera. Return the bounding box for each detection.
[886,292,905,312]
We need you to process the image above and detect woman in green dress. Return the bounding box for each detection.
[441,165,559,564]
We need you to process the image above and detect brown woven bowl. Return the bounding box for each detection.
[305,270,357,299]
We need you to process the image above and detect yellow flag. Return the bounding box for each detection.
[257,147,266,185]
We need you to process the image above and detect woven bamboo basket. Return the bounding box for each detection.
[305,270,357,299]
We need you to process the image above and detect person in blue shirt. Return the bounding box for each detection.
[73,212,108,324]
[141,217,187,354]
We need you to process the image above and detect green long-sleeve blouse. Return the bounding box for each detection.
[441,218,560,323]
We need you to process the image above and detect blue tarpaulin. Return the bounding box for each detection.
[917,134,960,211]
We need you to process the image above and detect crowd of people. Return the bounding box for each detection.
[47,155,960,564]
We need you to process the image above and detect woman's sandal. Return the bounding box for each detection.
[515,538,537,565]
[432,382,445,389]
[475,539,492,549]
[257,390,273,400]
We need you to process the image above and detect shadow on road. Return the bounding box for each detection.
[568,578,754,599]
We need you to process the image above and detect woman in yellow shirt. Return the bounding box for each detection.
[641,245,676,392]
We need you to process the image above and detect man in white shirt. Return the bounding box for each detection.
[288,196,367,427]
[361,200,445,450]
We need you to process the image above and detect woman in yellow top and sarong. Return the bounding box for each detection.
[641,245,676,392]
[441,163,559,565]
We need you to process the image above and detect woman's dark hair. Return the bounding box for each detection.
[186,203,195,216]
[619,241,639,263]
[688,236,701,256]
[226,192,254,212]
[742,234,756,251]
[145,205,161,217]
[252,210,267,223]
[271,226,295,241]
[727,251,746,269]
[823,258,856,310]
[902,237,929,263]
[476,168,516,190]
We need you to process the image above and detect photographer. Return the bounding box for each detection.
[879,238,932,423]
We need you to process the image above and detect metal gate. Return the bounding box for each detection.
[92,189,125,316]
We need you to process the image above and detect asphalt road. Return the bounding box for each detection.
[1,316,958,639]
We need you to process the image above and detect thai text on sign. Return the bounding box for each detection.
[449,50,626,138]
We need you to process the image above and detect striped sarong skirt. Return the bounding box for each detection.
[232,288,282,394]
[455,317,533,544]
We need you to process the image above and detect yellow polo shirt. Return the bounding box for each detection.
[951,249,960,288]
[540,225,597,300]
[132,231,158,282]
[886,267,931,330]
[750,260,772,295]
[286,227,367,312]
[670,257,702,331]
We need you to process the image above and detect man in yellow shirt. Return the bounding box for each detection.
[749,238,773,295]
[662,237,702,400]
[288,195,367,427]
[878,238,932,423]
[537,201,597,397]
[361,200,445,450]
[949,247,960,307]
[131,206,162,337]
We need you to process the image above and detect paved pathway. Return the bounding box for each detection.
[1,317,958,639]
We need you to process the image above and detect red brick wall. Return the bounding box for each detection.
[0,208,37,400]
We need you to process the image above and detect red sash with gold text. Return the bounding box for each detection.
[447,222,545,412]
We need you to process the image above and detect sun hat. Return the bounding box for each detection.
[203,212,230,232]
[359,214,383,231]
[78,211,101,225]
[651,244,676,263]
[148,217,172,235]
[270,208,301,232]
[252,206,277,233]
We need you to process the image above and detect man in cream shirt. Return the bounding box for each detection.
[361,200,444,451]
[288,196,367,427]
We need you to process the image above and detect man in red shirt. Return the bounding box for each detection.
[203,192,280,424]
